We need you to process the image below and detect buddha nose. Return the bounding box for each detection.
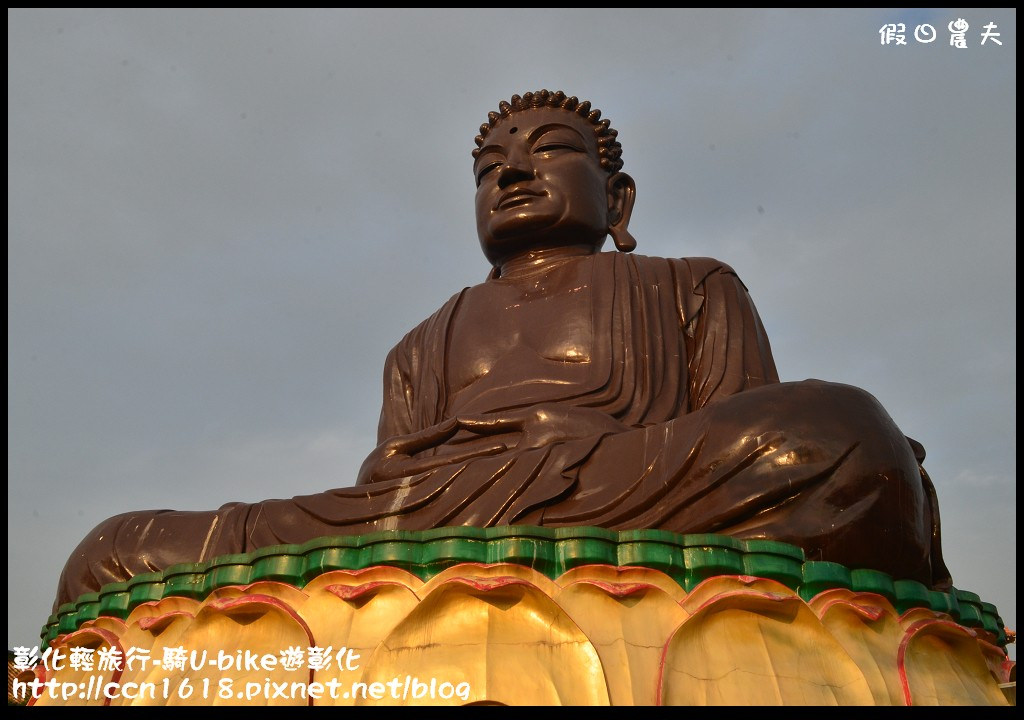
[497,152,534,189]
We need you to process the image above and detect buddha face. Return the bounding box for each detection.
[474,107,612,268]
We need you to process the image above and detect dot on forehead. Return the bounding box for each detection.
[473,90,625,175]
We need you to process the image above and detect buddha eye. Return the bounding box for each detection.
[475,161,502,186]
[534,142,579,155]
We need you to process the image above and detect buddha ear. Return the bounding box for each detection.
[607,172,637,252]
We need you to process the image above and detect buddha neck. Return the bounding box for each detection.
[495,245,599,281]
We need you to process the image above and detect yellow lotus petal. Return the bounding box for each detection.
[555,575,688,705]
[976,638,1013,683]
[661,589,874,705]
[417,562,558,599]
[111,610,196,705]
[303,578,423,706]
[205,581,308,612]
[32,627,123,707]
[357,575,608,705]
[681,574,797,615]
[899,619,1009,706]
[132,594,314,707]
[78,617,128,636]
[899,606,947,627]
[302,566,423,595]
[124,596,200,628]
[813,591,904,704]
[805,587,858,614]
[556,564,688,602]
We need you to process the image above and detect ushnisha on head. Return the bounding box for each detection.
[472,90,637,272]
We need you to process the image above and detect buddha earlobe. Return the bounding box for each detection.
[610,223,637,253]
[607,172,637,253]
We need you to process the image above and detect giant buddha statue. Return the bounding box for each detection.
[53,90,949,611]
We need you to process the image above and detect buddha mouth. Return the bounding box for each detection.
[496,189,544,210]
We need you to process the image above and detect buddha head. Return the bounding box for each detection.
[472,90,636,272]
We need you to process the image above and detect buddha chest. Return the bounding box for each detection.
[445,263,597,398]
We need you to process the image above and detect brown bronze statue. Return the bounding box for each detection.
[53,90,949,610]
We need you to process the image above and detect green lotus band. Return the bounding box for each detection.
[44,526,1006,648]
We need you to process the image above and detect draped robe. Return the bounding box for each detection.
[54,252,949,609]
